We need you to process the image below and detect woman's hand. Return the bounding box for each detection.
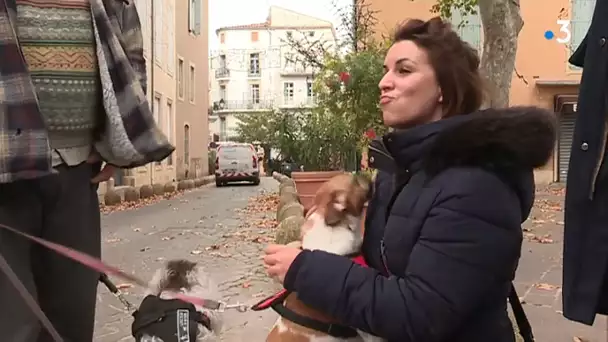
[263,244,302,284]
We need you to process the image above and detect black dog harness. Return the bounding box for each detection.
[132,295,212,342]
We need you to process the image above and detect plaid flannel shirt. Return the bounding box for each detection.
[0,0,174,184]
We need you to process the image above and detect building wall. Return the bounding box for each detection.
[208,6,336,140]
[368,0,595,183]
[125,0,177,187]
[175,0,210,179]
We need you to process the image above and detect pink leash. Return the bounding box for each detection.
[0,222,227,341]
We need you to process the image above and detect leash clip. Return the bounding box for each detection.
[217,301,248,312]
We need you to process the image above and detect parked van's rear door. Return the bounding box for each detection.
[218,145,253,174]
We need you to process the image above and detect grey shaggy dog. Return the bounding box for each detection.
[138,260,224,341]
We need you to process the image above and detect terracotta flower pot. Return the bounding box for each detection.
[291,171,344,210]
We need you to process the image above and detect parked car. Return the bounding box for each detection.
[215,143,260,186]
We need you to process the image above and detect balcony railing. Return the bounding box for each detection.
[215,68,230,79]
[212,99,274,111]
[279,97,317,107]
[281,65,316,75]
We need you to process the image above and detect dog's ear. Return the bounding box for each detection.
[349,174,371,213]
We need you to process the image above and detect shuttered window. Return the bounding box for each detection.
[570,0,596,69]
[449,9,482,53]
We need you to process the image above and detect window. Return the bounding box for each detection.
[153,95,161,123]
[219,55,226,68]
[177,58,184,99]
[283,82,294,103]
[184,124,190,164]
[154,0,163,63]
[450,9,482,53]
[166,100,173,165]
[220,32,225,43]
[286,31,292,39]
[307,81,314,105]
[249,53,260,75]
[167,4,175,74]
[251,31,259,42]
[250,84,260,104]
[308,31,315,37]
[284,52,294,67]
[219,85,226,100]
[154,95,162,165]
[189,0,201,35]
[189,64,195,103]
[219,118,226,141]
[570,0,596,69]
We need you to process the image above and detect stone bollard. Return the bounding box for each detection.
[152,183,164,196]
[277,201,303,222]
[140,184,154,198]
[164,182,176,193]
[104,190,121,205]
[124,187,140,202]
[275,215,305,245]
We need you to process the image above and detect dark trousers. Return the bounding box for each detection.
[0,162,101,342]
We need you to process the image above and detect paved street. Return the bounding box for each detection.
[517,185,606,341]
[93,179,608,341]
[94,177,280,341]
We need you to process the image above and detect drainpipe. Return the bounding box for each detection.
[149,0,155,185]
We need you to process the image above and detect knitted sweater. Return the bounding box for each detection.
[16,0,101,160]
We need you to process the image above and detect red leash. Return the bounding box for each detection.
[251,253,368,311]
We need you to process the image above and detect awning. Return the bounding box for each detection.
[555,94,578,112]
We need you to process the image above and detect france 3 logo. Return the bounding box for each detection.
[544,20,571,44]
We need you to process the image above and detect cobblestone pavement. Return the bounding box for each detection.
[94,177,280,341]
[516,185,606,341]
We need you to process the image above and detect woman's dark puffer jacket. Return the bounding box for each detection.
[283,107,557,342]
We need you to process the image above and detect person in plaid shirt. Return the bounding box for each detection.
[0,0,174,340]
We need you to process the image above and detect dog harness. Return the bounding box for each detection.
[132,295,212,342]
[251,254,368,338]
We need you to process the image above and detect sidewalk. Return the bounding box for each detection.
[516,185,605,341]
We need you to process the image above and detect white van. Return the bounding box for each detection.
[214,143,260,186]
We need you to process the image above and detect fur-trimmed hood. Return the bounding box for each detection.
[368,106,557,218]
[369,106,557,176]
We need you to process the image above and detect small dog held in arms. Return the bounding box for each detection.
[132,260,224,342]
[260,173,384,342]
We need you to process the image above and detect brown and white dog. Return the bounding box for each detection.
[265,173,384,342]
[132,260,224,342]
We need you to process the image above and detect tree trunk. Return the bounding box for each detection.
[478,0,524,109]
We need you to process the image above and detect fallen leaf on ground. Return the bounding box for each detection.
[191,250,203,255]
[242,282,251,288]
[140,246,150,252]
[535,283,559,291]
[524,233,554,244]
[209,252,231,258]
[161,236,174,241]
[117,283,133,290]
[99,190,189,214]
[205,245,220,251]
